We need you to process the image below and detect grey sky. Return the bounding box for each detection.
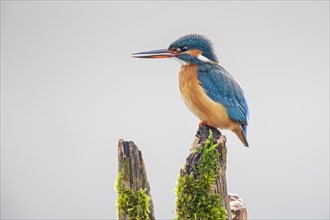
[1,1,329,219]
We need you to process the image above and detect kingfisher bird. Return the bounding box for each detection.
[132,34,249,147]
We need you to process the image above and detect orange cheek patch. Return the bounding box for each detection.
[185,49,202,57]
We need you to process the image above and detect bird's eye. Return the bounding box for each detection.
[174,46,188,52]
[181,46,188,52]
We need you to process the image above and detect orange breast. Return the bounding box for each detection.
[179,64,236,130]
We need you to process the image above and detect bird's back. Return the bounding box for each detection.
[197,64,249,125]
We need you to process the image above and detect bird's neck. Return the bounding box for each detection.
[179,64,198,82]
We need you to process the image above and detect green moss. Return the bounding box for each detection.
[175,131,227,220]
[115,173,151,220]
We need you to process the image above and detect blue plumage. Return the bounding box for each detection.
[198,64,249,125]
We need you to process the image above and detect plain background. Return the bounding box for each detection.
[1,1,329,219]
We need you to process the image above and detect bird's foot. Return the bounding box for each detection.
[199,121,207,127]
[196,123,221,143]
[198,121,217,131]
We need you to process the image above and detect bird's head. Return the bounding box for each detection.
[132,34,218,65]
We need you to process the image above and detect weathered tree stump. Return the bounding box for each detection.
[197,125,231,216]
[175,125,229,219]
[116,139,155,220]
[176,124,247,220]
[115,125,247,220]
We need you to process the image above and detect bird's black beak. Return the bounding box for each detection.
[132,49,178,59]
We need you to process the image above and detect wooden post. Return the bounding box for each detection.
[116,139,155,220]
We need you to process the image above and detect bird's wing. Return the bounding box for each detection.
[198,64,249,125]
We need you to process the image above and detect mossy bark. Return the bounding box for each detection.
[116,139,155,220]
[177,125,232,220]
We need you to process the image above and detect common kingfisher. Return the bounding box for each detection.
[132,34,249,147]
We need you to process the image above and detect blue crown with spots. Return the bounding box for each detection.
[168,34,218,62]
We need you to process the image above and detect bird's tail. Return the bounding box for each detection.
[233,124,249,147]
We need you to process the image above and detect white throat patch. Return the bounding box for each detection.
[197,54,217,64]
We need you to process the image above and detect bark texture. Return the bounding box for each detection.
[117,139,155,220]
[180,124,231,219]
[229,193,248,220]
[179,124,247,220]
